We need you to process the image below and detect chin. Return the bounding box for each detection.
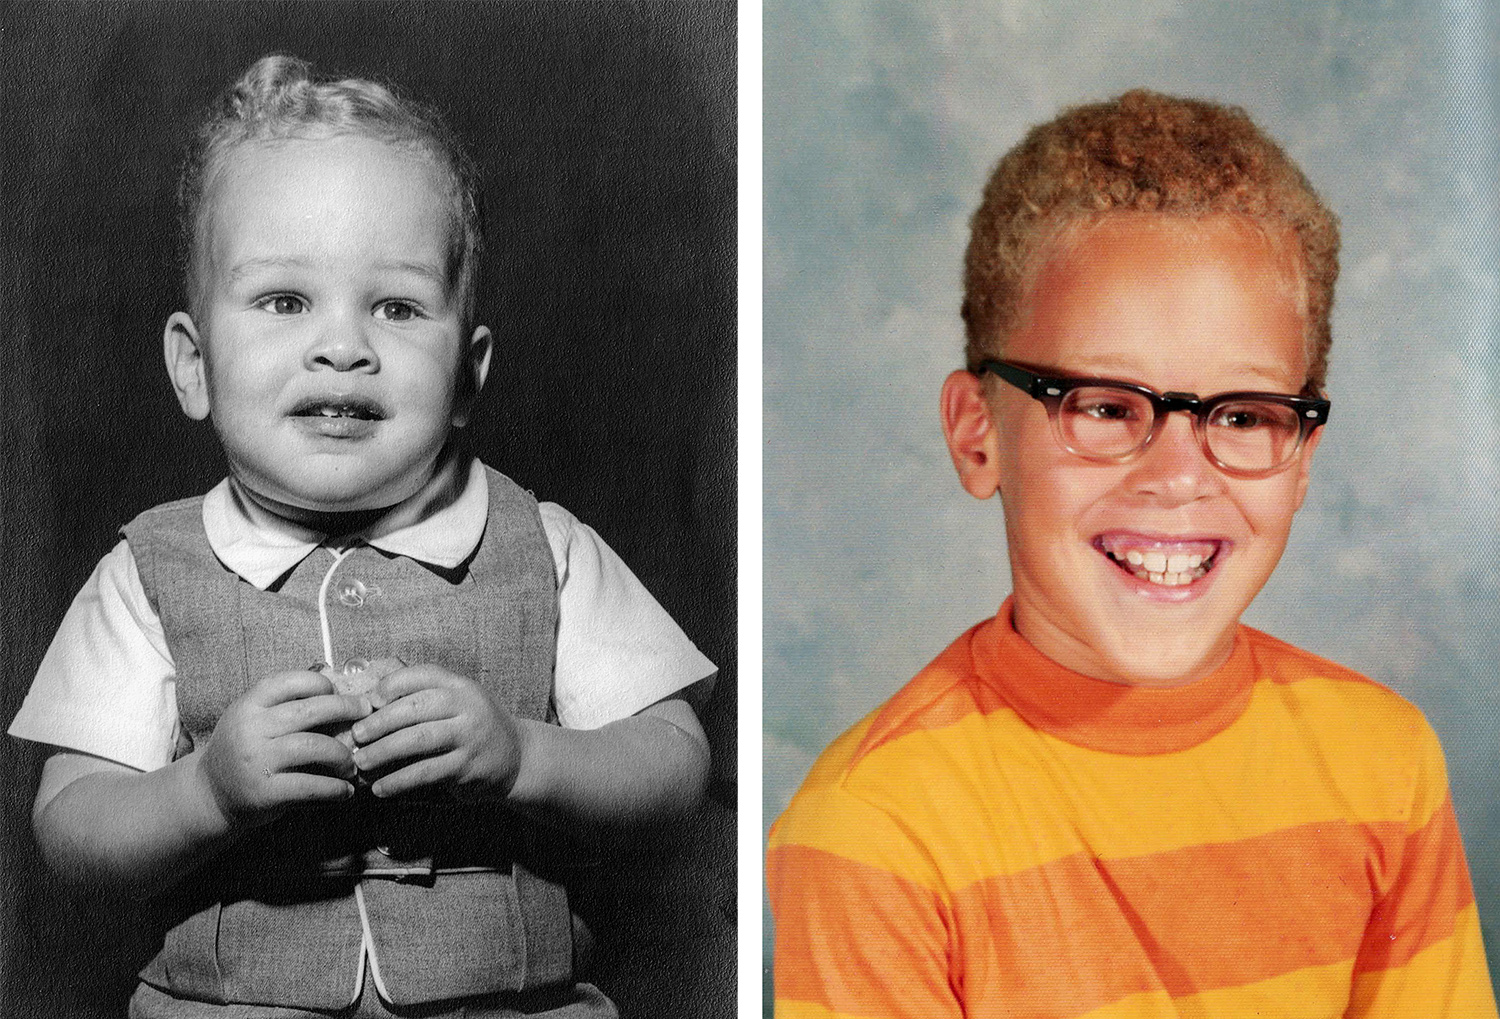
[1090,626,1237,687]
[243,475,410,521]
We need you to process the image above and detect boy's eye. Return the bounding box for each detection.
[1214,409,1264,430]
[374,300,421,322]
[1208,401,1298,433]
[1074,396,1140,422]
[259,295,307,315]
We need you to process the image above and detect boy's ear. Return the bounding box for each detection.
[452,325,494,429]
[940,369,1002,499]
[1291,423,1324,510]
[164,312,211,421]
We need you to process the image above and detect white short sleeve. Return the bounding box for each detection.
[8,507,715,761]
[541,503,716,729]
[8,540,178,771]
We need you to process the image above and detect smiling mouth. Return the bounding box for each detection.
[1096,535,1224,588]
[291,398,386,421]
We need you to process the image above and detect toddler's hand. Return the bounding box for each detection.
[349,665,524,801]
[196,669,372,828]
[318,656,404,751]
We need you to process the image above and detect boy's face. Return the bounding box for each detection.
[165,134,489,518]
[945,215,1321,687]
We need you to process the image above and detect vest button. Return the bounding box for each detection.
[337,580,368,607]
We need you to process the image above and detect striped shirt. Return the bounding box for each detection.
[768,603,1497,1018]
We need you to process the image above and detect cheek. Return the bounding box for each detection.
[993,408,1054,493]
[1235,479,1305,547]
[1000,459,1098,558]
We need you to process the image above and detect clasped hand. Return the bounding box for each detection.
[198,664,523,829]
[351,663,525,801]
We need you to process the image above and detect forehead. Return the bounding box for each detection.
[1008,215,1310,391]
[200,135,457,284]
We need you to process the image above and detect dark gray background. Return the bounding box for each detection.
[0,2,736,1016]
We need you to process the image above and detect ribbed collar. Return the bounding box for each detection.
[201,452,490,590]
[970,598,1256,755]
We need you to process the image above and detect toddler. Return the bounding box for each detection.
[11,55,714,1019]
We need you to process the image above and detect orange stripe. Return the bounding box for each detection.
[1353,794,1476,976]
[853,679,1007,764]
[773,813,1479,1018]
[1348,904,1499,1016]
[852,631,995,763]
[946,820,1416,1012]
[769,844,962,1017]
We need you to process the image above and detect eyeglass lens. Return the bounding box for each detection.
[1058,387,1303,472]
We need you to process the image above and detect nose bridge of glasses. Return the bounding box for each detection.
[1137,392,1208,454]
[1156,391,1206,417]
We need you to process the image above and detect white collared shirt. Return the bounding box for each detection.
[10,458,715,771]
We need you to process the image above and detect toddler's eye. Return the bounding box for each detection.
[374,300,420,322]
[259,295,307,315]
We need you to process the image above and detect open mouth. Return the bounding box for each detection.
[291,397,386,421]
[1095,534,1224,588]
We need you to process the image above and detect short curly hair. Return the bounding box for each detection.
[963,89,1339,394]
[180,54,484,324]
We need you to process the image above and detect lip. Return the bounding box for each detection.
[288,394,388,440]
[1093,531,1232,603]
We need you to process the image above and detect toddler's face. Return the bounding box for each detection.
[166,134,489,518]
[987,215,1320,686]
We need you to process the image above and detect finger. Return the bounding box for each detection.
[268,771,357,805]
[365,656,408,677]
[375,664,462,704]
[368,749,464,799]
[352,688,452,745]
[270,732,359,782]
[358,657,407,709]
[353,719,457,774]
[248,669,337,707]
[265,692,373,737]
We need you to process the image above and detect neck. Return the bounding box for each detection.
[235,485,398,540]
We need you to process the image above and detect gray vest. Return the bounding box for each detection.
[124,467,586,1010]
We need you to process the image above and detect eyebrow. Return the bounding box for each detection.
[225,256,310,286]
[225,256,449,289]
[1064,354,1300,390]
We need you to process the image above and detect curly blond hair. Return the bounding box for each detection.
[963,90,1339,394]
[180,54,484,323]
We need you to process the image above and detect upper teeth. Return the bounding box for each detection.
[1110,546,1213,586]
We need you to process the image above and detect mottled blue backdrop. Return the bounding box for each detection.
[765,0,1500,990]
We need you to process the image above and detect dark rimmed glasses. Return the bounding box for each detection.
[975,360,1330,479]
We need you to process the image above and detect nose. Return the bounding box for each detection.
[305,313,379,373]
[1126,411,1223,505]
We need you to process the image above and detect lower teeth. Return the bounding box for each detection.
[1133,566,1208,586]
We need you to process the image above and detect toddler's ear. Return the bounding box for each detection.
[164,312,211,421]
[940,370,1001,499]
[452,325,494,428]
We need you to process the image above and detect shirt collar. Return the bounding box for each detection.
[201,454,490,590]
[967,597,1256,755]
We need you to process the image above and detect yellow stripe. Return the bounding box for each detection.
[768,781,948,894]
[821,673,1441,889]
[1168,958,1355,1018]
[1347,904,1499,1017]
[1070,989,1178,1018]
[768,714,950,894]
[774,999,886,1019]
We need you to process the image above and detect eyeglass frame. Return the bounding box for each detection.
[973,359,1330,479]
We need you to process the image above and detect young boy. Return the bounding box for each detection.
[768,90,1497,1017]
[9,56,714,1018]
